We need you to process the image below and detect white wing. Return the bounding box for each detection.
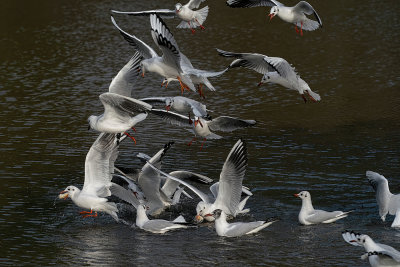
[263,56,298,82]
[111,16,158,59]
[100,93,152,121]
[293,1,322,27]
[150,109,192,127]
[186,0,206,9]
[214,139,247,215]
[108,52,142,97]
[342,231,363,247]
[366,170,393,218]
[82,133,119,197]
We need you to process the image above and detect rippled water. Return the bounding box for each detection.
[1,0,400,266]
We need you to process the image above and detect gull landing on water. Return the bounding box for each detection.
[342,231,400,267]
[366,171,400,228]
[295,191,352,225]
[217,49,320,102]
[227,0,322,36]
[111,0,209,34]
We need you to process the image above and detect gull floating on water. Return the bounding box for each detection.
[226,0,322,35]
[59,133,122,221]
[209,209,278,237]
[112,0,209,34]
[294,191,352,225]
[342,230,400,267]
[366,171,400,228]
[217,48,320,102]
[150,109,256,149]
[88,93,152,143]
[135,204,189,234]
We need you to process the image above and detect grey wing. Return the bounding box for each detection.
[110,183,140,208]
[100,93,152,119]
[187,0,206,9]
[111,9,176,19]
[82,133,119,197]
[111,16,158,59]
[140,97,168,106]
[375,245,400,262]
[226,221,264,236]
[226,0,277,8]
[109,52,142,97]
[217,49,275,74]
[306,210,343,224]
[150,109,191,127]
[208,116,256,132]
[293,1,322,27]
[162,170,213,198]
[146,161,211,203]
[143,220,179,231]
[214,139,247,215]
[150,14,181,71]
[263,56,298,81]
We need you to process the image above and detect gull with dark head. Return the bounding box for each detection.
[226,0,322,35]
[342,230,400,267]
[218,48,320,102]
[294,191,352,225]
[366,170,400,227]
[112,0,209,34]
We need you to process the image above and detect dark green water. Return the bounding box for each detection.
[1,0,400,266]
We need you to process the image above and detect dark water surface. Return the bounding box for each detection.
[1,0,400,266]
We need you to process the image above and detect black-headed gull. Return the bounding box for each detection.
[366,171,400,228]
[135,205,189,234]
[342,230,400,267]
[209,209,278,237]
[294,191,352,225]
[111,15,196,93]
[59,133,121,221]
[112,0,209,34]
[150,109,256,149]
[88,93,152,143]
[227,0,322,36]
[218,48,320,102]
[140,96,210,120]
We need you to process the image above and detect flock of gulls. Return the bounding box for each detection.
[58,0,400,266]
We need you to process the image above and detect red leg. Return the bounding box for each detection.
[83,211,98,218]
[124,132,137,145]
[300,22,303,36]
[188,137,196,146]
[200,138,206,150]
[188,22,195,34]
[295,25,299,33]
[195,19,205,30]
[301,94,307,103]
[131,127,137,133]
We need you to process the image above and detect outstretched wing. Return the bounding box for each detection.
[217,49,276,75]
[187,0,206,9]
[263,56,298,82]
[111,9,176,19]
[111,16,158,59]
[100,93,152,121]
[150,14,181,71]
[293,1,322,27]
[150,109,192,127]
[208,116,256,132]
[108,52,142,97]
[226,0,278,8]
[82,133,119,197]
[214,139,248,215]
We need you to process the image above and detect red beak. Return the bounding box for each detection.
[294,193,299,197]
[60,190,67,194]
[257,82,263,87]
[268,13,275,21]
[166,105,171,111]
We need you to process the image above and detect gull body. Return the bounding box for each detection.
[343,231,400,267]
[295,191,351,225]
[59,133,121,221]
[366,171,400,227]
[135,205,188,234]
[210,209,278,237]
